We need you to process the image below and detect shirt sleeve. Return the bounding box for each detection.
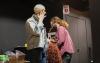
[57,27,66,45]
[37,22,44,34]
[25,19,40,36]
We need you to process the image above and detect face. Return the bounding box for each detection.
[43,9,46,15]
[50,22,57,28]
[40,9,46,16]
[54,23,59,27]
[50,21,55,27]
[37,9,46,22]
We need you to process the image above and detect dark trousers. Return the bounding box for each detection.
[26,48,46,63]
[62,52,72,63]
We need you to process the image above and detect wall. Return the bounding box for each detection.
[89,0,100,62]
[0,0,32,51]
[0,18,26,51]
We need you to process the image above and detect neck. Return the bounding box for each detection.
[57,24,60,28]
[33,14,39,22]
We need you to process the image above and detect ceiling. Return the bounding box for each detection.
[63,0,89,11]
[17,0,89,11]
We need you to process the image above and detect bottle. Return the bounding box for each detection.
[24,43,28,48]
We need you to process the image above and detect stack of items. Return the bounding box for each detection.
[16,50,25,63]
[0,55,9,63]
[0,49,9,63]
[5,50,26,63]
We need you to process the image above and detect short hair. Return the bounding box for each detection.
[34,4,45,14]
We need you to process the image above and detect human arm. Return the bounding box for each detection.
[25,19,40,36]
[56,27,66,48]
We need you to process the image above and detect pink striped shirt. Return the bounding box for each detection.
[56,26,75,55]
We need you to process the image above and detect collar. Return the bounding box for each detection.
[32,14,39,22]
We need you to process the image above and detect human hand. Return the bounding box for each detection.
[50,38,57,43]
[38,10,46,22]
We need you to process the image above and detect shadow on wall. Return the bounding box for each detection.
[0,17,27,51]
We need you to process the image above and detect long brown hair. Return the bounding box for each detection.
[50,16,62,26]
[50,16,69,28]
[61,20,69,28]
